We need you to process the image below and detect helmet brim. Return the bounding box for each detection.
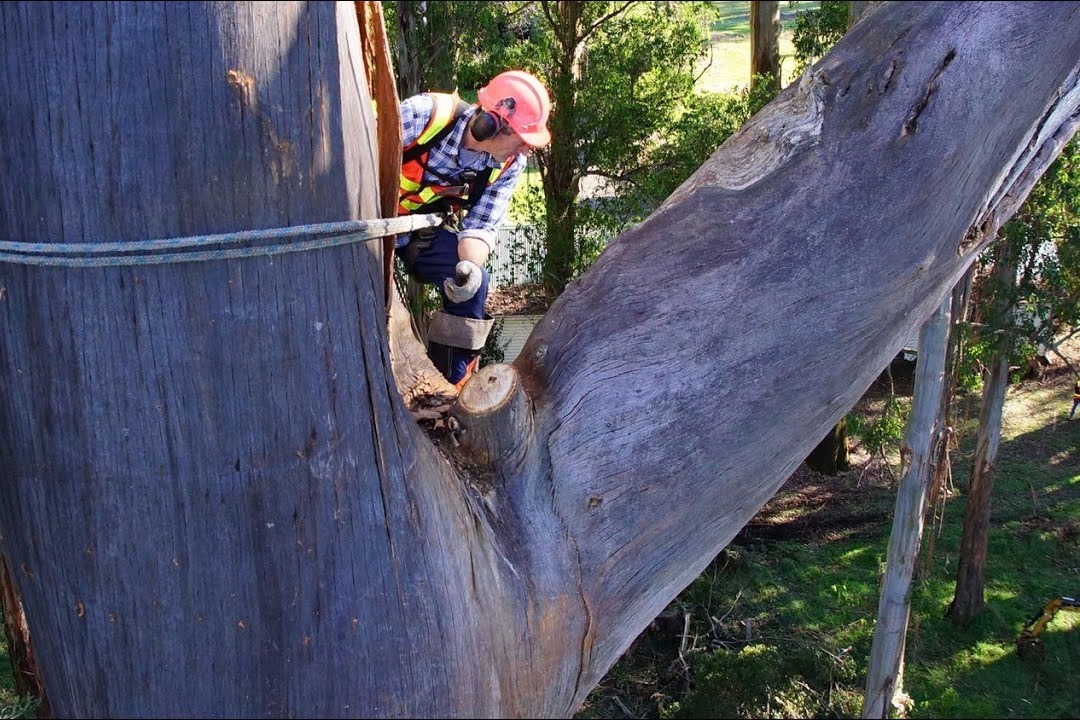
[515,126,551,147]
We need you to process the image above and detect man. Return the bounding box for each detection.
[396,70,551,387]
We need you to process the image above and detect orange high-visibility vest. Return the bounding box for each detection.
[398,93,512,216]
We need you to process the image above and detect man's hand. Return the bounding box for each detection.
[443,261,483,303]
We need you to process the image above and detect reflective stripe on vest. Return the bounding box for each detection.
[398,93,512,216]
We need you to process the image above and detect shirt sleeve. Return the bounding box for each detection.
[459,155,526,250]
[400,94,434,147]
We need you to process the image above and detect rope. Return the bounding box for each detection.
[0,214,443,268]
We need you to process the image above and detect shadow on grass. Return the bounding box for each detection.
[576,364,1080,719]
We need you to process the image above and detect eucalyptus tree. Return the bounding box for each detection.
[1,2,1079,718]
[750,0,781,94]
[862,296,951,719]
[486,1,722,294]
[947,139,1080,625]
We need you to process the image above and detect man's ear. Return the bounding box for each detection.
[469,110,502,142]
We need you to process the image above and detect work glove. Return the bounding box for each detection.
[443,260,483,304]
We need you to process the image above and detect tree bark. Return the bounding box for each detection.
[947,243,1018,625]
[919,266,972,577]
[751,0,781,93]
[849,1,875,29]
[806,418,851,474]
[2,2,1080,717]
[0,554,47,712]
[540,1,586,296]
[861,294,951,719]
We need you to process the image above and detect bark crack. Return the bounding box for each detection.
[541,426,596,712]
[902,48,955,136]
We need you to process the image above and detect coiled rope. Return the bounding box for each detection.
[0,213,442,268]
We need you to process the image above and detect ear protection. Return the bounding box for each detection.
[469,109,504,142]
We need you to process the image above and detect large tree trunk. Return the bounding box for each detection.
[2,2,1079,718]
[861,294,951,719]
[750,0,781,93]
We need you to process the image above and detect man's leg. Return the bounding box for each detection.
[403,228,493,385]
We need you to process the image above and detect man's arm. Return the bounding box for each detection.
[457,236,491,267]
[458,156,526,267]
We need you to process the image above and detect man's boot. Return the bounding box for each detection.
[426,311,494,386]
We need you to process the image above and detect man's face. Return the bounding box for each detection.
[487,128,535,162]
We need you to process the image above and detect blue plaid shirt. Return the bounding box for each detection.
[398,93,526,251]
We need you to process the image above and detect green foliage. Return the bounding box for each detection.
[628,89,755,211]
[849,392,909,461]
[790,0,849,75]
[579,372,1080,719]
[745,73,781,117]
[0,693,38,720]
[962,138,1080,381]
[864,393,908,457]
[381,1,518,94]
[480,317,507,366]
[573,4,715,174]
[0,647,37,720]
[671,641,864,718]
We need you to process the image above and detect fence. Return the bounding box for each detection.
[487,224,545,290]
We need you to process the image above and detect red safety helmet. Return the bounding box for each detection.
[477,70,552,147]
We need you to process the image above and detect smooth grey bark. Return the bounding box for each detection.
[861,294,951,719]
[2,2,1080,718]
[849,1,875,29]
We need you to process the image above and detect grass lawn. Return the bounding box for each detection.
[697,1,820,91]
[575,360,1080,719]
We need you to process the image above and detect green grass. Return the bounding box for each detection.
[576,367,1080,719]
[697,1,821,92]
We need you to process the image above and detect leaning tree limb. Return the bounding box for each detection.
[0,2,1078,718]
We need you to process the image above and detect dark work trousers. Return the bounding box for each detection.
[397,227,490,383]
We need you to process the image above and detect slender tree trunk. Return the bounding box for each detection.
[2,3,1079,717]
[394,0,424,98]
[921,266,973,577]
[751,1,782,93]
[862,294,951,719]
[806,418,851,474]
[947,244,1019,625]
[541,1,585,296]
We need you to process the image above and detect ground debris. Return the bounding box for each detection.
[486,283,553,316]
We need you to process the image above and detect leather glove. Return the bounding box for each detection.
[443,260,482,303]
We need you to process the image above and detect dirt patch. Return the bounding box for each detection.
[487,282,553,316]
[736,360,1078,546]
[739,463,897,544]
